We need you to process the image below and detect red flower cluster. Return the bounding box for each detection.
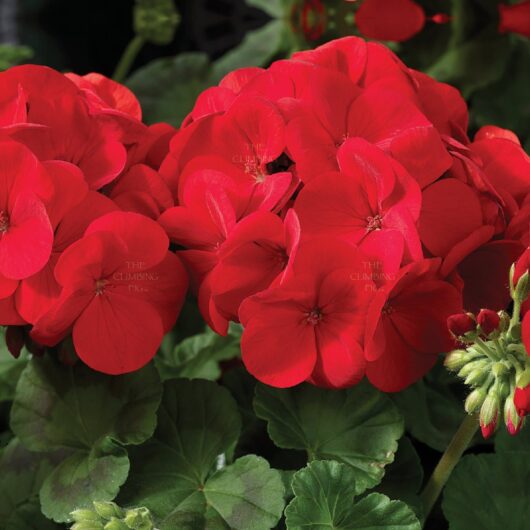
[0,66,188,374]
[161,37,530,390]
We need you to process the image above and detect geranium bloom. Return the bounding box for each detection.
[31,212,188,374]
[239,240,374,388]
[0,141,55,281]
[208,209,300,323]
[0,65,127,190]
[295,138,422,263]
[15,192,116,324]
[364,259,462,391]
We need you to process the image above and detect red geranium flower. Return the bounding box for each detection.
[239,239,373,388]
[295,137,422,263]
[0,65,127,190]
[31,212,188,374]
[365,259,462,391]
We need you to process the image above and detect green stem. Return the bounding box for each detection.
[420,414,479,519]
[113,35,145,83]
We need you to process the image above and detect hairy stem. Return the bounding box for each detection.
[420,413,479,518]
[113,35,145,83]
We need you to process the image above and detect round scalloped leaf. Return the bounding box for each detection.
[254,381,404,493]
[285,460,421,530]
[443,453,530,530]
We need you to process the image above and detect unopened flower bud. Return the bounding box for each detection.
[458,358,488,379]
[514,385,530,417]
[103,518,129,530]
[498,311,510,333]
[447,312,476,339]
[134,0,180,45]
[480,391,500,439]
[477,309,501,336]
[444,349,470,371]
[71,509,102,523]
[514,271,530,304]
[93,502,124,521]
[124,507,154,530]
[480,413,498,439]
[464,367,489,387]
[465,387,488,414]
[504,396,524,436]
[71,522,104,530]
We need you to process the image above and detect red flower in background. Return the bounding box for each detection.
[355,0,426,42]
[498,0,530,39]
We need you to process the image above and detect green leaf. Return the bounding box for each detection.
[472,40,530,145]
[39,445,130,523]
[392,362,468,452]
[122,379,284,528]
[374,438,423,518]
[443,453,530,530]
[10,357,162,522]
[427,34,511,98]
[244,0,284,18]
[127,52,214,126]
[0,44,33,70]
[254,381,404,494]
[495,423,530,453]
[285,461,421,530]
[0,328,28,402]
[6,497,62,530]
[155,324,241,381]
[212,20,286,80]
[0,438,62,525]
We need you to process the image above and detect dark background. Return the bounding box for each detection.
[4,0,270,74]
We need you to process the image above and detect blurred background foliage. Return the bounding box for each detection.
[0,0,528,149]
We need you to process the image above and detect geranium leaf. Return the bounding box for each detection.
[127,52,214,126]
[392,362,469,452]
[6,497,61,530]
[155,324,241,381]
[0,438,62,525]
[39,445,130,523]
[0,328,28,402]
[253,381,404,494]
[495,423,530,452]
[122,379,284,528]
[373,437,423,519]
[9,356,162,522]
[285,461,421,530]
[158,455,285,530]
[443,453,530,530]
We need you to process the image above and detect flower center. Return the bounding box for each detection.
[0,210,9,234]
[306,307,323,326]
[382,303,393,315]
[366,214,383,232]
[95,279,108,295]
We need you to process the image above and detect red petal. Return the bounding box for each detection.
[420,179,484,257]
[73,292,164,374]
[240,294,317,387]
[86,211,169,270]
[0,193,53,279]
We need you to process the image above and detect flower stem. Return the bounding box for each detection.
[420,413,479,518]
[113,35,145,83]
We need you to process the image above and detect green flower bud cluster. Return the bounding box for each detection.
[444,267,530,438]
[70,502,156,530]
[134,0,180,45]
